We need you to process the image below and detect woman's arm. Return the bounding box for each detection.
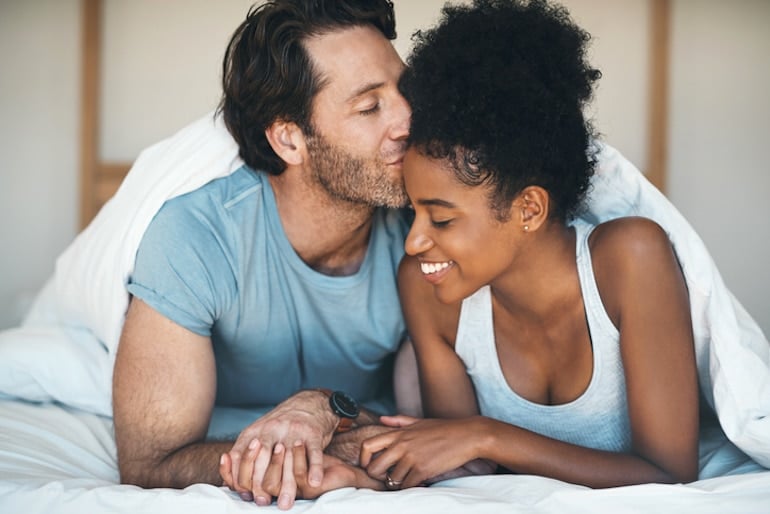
[588,217,700,483]
[362,219,699,488]
[358,256,489,485]
[396,255,479,418]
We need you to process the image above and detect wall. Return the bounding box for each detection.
[0,0,81,327]
[100,0,255,160]
[0,0,768,336]
[668,0,770,336]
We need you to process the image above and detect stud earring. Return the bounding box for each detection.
[524,225,529,232]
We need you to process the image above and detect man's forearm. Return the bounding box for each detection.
[326,424,392,466]
[118,440,232,489]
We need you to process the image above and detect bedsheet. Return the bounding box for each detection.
[1,399,768,514]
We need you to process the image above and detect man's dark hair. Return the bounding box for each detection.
[399,0,601,222]
[219,0,396,175]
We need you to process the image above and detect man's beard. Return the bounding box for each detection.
[305,132,408,209]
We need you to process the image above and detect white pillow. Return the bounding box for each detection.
[0,325,112,416]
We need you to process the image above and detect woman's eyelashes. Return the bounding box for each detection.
[430,218,453,229]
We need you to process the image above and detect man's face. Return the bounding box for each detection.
[302,25,410,208]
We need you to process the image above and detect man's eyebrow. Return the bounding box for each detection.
[416,198,456,208]
[347,82,385,102]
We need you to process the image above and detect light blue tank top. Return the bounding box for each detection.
[128,166,409,412]
[454,219,632,452]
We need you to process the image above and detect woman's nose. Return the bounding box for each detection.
[404,224,432,256]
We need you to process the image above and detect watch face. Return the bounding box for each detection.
[331,391,359,418]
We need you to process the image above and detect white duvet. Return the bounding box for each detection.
[0,112,768,513]
[0,399,767,514]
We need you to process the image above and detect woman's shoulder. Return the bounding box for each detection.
[589,216,671,261]
[587,216,678,323]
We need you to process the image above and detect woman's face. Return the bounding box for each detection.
[403,147,521,304]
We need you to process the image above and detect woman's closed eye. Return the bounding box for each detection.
[431,218,453,228]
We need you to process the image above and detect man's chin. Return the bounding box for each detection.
[381,178,409,208]
[377,194,409,209]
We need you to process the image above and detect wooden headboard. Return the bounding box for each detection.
[78,0,670,229]
[79,0,131,229]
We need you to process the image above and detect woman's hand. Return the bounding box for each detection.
[360,416,487,489]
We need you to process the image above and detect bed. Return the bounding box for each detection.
[0,114,768,512]
[1,2,768,509]
[1,397,769,514]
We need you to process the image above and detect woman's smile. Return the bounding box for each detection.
[418,259,455,284]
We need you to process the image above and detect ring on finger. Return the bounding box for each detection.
[385,472,403,490]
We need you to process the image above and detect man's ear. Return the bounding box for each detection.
[265,120,306,166]
[515,186,549,232]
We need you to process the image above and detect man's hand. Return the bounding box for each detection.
[292,446,385,498]
[220,442,384,509]
[224,390,338,507]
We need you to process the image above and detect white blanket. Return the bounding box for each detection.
[1,112,241,415]
[0,112,768,469]
[0,399,767,514]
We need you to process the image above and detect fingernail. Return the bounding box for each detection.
[219,454,226,466]
[278,494,293,510]
[309,473,321,487]
[248,439,259,450]
[239,492,254,501]
[255,496,270,506]
[274,443,284,454]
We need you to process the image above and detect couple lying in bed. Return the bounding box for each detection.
[112,0,767,510]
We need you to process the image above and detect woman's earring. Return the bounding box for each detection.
[524,225,529,232]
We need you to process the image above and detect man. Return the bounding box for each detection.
[112,0,412,510]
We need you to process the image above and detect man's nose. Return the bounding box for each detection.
[390,93,411,140]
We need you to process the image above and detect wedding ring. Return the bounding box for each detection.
[385,473,403,490]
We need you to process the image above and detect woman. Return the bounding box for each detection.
[360,0,699,489]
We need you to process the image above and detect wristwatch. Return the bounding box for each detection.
[319,389,360,433]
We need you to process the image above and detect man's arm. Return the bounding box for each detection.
[324,414,391,465]
[113,297,226,487]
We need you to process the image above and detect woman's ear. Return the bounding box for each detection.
[516,186,549,233]
[265,120,306,166]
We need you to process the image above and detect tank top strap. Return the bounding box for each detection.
[455,285,497,378]
[572,219,619,341]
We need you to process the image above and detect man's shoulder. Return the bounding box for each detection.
[154,166,266,225]
[170,166,262,209]
[140,166,268,255]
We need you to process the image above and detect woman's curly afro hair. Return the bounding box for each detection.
[399,0,601,222]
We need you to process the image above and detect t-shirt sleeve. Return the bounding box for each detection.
[127,198,237,337]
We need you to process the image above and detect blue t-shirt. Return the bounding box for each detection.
[127,166,410,411]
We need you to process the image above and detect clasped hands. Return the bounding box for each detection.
[220,391,493,510]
